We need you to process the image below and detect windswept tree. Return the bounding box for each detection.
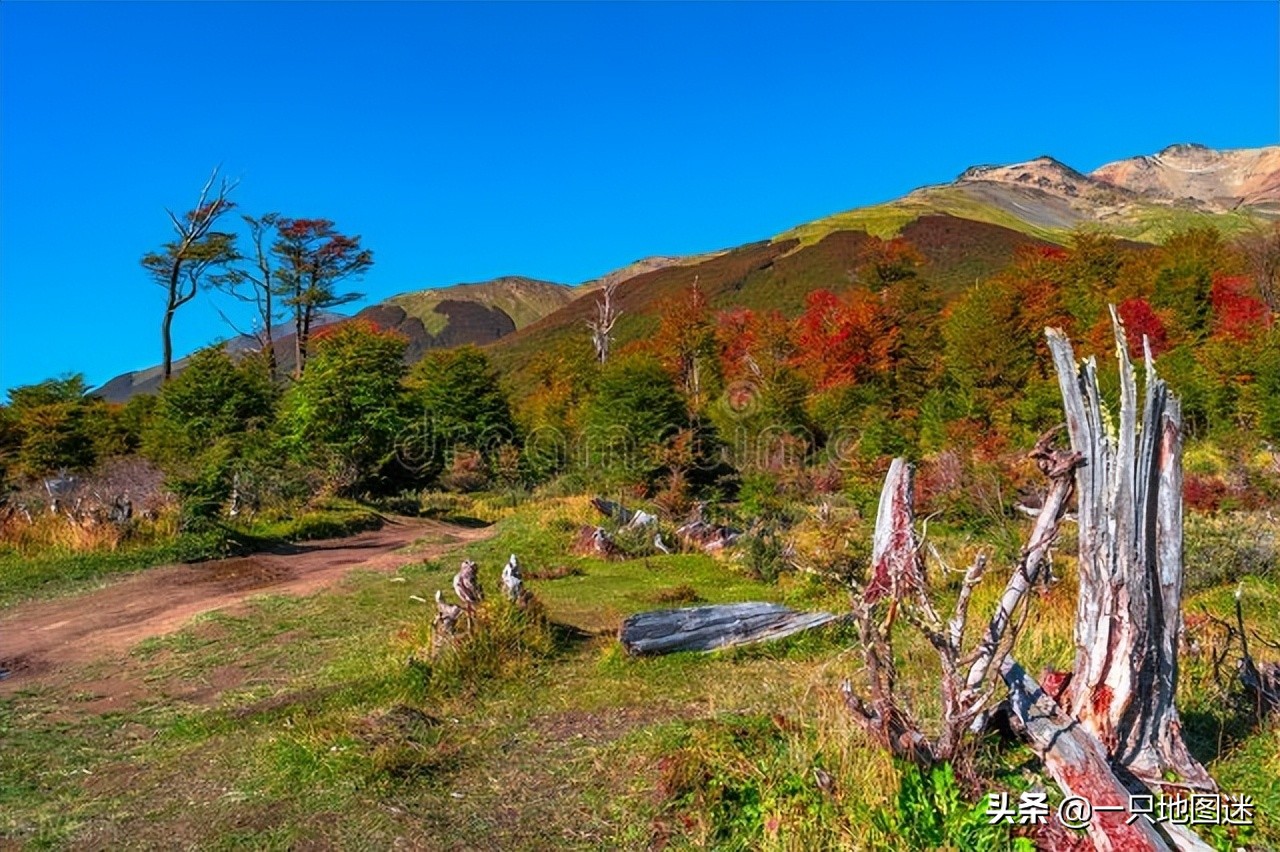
[271,218,374,377]
[141,168,239,382]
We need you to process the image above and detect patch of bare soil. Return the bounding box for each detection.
[0,517,492,695]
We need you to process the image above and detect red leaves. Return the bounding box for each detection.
[188,198,235,223]
[1210,274,1272,342]
[793,288,896,391]
[1115,297,1168,358]
[278,218,336,241]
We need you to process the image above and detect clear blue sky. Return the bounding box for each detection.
[2,1,1277,393]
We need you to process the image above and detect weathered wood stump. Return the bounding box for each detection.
[619,602,841,655]
[1047,316,1214,791]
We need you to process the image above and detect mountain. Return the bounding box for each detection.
[781,144,1278,248]
[488,144,1278,389]
[96,144,1278,402]
[1091,144,1280,214]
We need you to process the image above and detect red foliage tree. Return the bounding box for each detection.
[272,218,374,377]
[792,288,896,391]
[1210,274,1272,342]
[855,236,924,289]
[1115,297,1168,358]
[651,280,718,408]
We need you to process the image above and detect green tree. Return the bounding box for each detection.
[143,346,275,517]
[942,281,1035,413]
[1152,227,1232,336]
[279,322,408,494]
[4,375,98,478]
[583,354,688,483]
[1060,230,1128,328]
[405,345,517,481]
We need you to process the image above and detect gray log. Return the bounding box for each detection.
[619,602,841,655]
[1001,660,1186,852]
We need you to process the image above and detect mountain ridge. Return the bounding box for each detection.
[94,143,1278,401]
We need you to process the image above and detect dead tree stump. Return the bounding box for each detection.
[1047,314,1213,791]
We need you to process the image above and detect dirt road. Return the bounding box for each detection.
[0,517,490,689]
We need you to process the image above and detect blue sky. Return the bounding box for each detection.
[2,1,1277,393]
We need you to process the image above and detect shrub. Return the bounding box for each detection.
[1183,511,1278,591]
[278,322,409,495]
[405,345,517,482]
[402,597,556,697]
[869,762,1032,851]
[582,354,689,486]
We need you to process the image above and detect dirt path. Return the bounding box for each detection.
[0,517,491,689]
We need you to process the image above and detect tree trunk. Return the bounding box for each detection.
[161,307,176,382]
[1046,312,1213,790]
[263,287,277,381]
[619,602,841,655]
[1000,660,1205,852]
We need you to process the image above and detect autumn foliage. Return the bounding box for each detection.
[791,288,896,390]
[1210,274,1272,341]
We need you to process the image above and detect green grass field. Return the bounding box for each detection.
[1,497,1276,850]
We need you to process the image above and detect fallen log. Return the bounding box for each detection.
[1000,660,1177,851]
[619,602,841,655]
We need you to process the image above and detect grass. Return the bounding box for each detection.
[1,497,1276,850]
[0,499,384,607]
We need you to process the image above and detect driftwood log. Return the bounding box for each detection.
[619,602,841,655]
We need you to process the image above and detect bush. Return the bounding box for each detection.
[143,346,276,519]
[405,346,518,483]
[1183,511,1278,591]
[583,354,689,485]
[870,762,1033,851]
[278,323,409,495]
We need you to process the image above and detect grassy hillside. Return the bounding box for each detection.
[386,276,576,335]
[778,183,1261,249]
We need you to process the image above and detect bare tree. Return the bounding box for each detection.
[141,168,239,382]
[1236,220,1280,312]
[216,212,282,379]
[841,311,1219,851]
[1046,309,1213,791]
[587,280,622,363]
